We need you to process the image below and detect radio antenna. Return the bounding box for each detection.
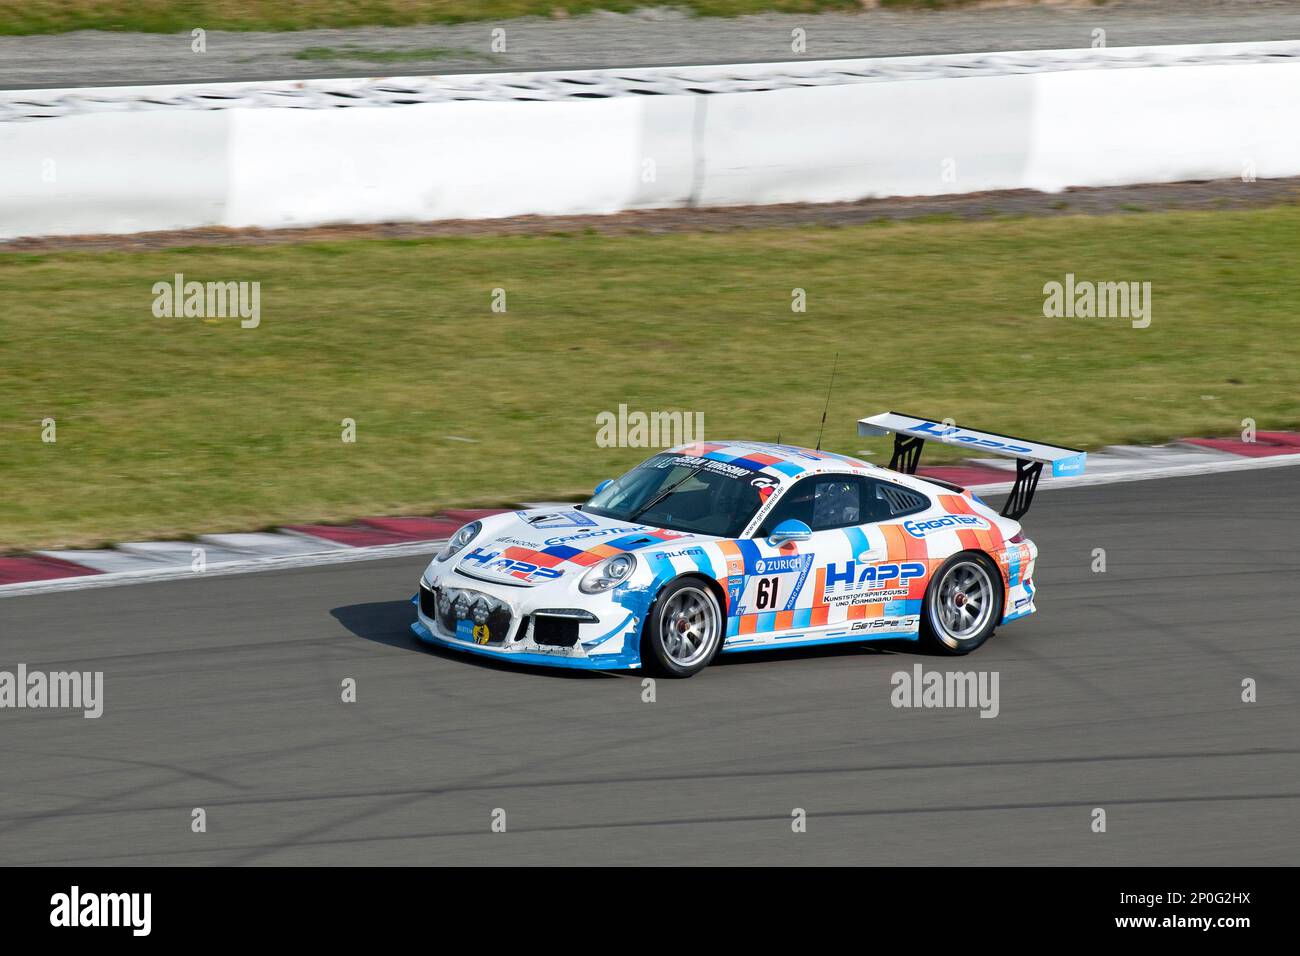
[814,352,839,451]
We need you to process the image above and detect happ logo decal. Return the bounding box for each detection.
[910,420,1033,455]
[461,547,563,583]
[825,560,925,590]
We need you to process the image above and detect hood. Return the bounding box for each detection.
[453,507,708,586]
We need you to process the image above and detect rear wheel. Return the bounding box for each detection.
[641,578,723,678]
[919,552,1003,655]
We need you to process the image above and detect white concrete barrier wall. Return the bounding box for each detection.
[0,110,229,237]
[224,96,700,228]
[1024,64,1300,189]
[2,44,1298,241]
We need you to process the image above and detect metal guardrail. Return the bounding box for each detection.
[4,41,1300,122]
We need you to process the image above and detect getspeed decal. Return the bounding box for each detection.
[850,616,919,633]
[903,515,990,537]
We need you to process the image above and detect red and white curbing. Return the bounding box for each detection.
[3,433,1299,596]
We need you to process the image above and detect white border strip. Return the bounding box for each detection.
[0,538,444,598]
[6,41,1299,120]
[4,451,1298,599]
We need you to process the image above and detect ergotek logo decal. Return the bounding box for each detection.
[823,560,925,606]
[903,515,990,538]
[543,525,655,546]
[909,420,1033,455]
[461,547,563,583]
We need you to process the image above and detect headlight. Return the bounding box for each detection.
[579,553,636,594]
[436,521,482,562]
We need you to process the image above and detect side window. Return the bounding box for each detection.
[757,476,930,536]
[868,479,929,520]
[810,478,862,530]
[756,477,815,536]
[758,475,868,535]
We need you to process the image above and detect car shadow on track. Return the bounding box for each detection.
[334,601,928,677]
[330,599,615,679]
[712,639,918,669]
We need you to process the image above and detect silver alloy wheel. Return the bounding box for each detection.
[659,585,720,668]
[931,559,995,640]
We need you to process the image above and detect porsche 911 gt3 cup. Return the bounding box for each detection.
[412,412,1086,677]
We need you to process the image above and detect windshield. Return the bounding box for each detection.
[584,453,768,538]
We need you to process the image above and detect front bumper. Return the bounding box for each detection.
[410,615,635,669]
[410,573,643,670]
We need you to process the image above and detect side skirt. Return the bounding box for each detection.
[721,629,920,654]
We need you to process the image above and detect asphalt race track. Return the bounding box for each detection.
[3,1,1299,90]
[1,468,1296,865]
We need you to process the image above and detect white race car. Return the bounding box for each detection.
[412,413,1085,677]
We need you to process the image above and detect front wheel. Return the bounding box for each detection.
[919,552,1003,655]
[641,578,724,678]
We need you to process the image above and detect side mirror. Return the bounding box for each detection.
[767,519,812,546]
[593,478,613,496]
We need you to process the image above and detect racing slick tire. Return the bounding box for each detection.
[919,552,1004,655]
[641,577,725,678]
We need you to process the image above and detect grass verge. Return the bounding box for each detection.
[1,2,1050,37]
[1,203,1296,550]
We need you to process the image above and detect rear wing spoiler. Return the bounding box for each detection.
[857,412,1086,520]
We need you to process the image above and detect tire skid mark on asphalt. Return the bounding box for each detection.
[3,747,1294,825]
[1096,603,1300,698]
[208,684,825,864]
[23,791,1300,867]
[999,622,1140,712]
